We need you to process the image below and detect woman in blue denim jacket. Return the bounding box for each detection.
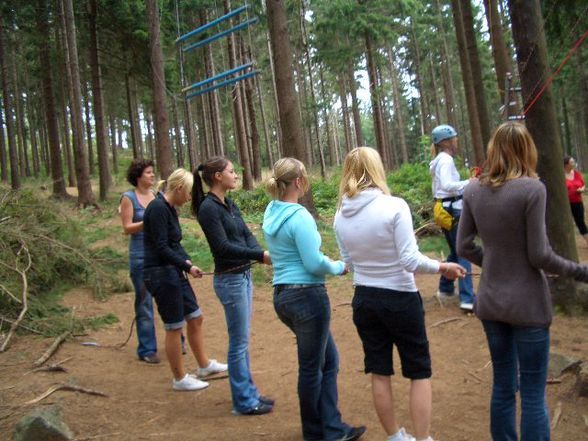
[262,158,366,441]
[192,156,273,416]
[120,159,159,364]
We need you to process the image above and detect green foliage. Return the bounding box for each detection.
[387,162,433,228]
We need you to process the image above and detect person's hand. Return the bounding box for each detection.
[439,262,466,280]
[578,186,585,193]
[185,259,192,266]
[262,251,272,265]
[341,266,350,276]
[189,265,203,278]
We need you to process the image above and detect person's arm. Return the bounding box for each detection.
[456,192,484,267]
[199,202,265,262]
[437,160,469,194]
[148,204,192,272]
[120,195,143,235]
[525,184,588,281]
[292,210,345,276]
[393,200,440,273]
[334,216,353,272]
[576,171,585,192]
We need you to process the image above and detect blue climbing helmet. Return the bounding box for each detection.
[431,125,458,144]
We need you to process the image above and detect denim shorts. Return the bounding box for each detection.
[352,285,431,379]
[144,265,201,330]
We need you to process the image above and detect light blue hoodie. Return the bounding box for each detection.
[262,200,345,285]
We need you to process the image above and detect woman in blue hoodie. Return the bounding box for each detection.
[262,158,365,441]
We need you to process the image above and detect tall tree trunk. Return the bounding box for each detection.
[410,21,431,138]
[39,113,50,176]
[365,31,389,169]
[266,0,316,214]
[387,46,408,164]
[450,0,485,165]
[243,47,262,180]
[62,0,96,206]
[434,0,458,128]
[0,15,19,189]
[429,56,443,124]
[88,0,110,200]
[577,47,588,168]
[125,74,140,159]
[37,0,67,197]
[0,97,7,181]
[509,0,582,310]
[347,64,363,146]
[460,0,491,146]
[171,99,183,167]
[55,20,75,187]
[266,34,283,157]
[176,36,197,169]
[224,0,253,189]
[255,73,273,168]
[483,0,513,104]
[146,0,172,179]
[319,65,335,167]
[338,78,353,153]
[82,80,94,174]
[144,111,155,161]
[12,46,29,177]
[108,114,118,175]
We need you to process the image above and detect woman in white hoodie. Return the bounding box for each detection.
[334,147,465,441]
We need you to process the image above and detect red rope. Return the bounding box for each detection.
[522,29,588,116]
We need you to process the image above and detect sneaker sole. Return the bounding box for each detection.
[173,384,209,391]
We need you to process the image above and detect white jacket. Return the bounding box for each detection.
[429,151,469,210]
[334,188,439,292]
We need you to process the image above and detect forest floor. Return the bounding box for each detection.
[1,200,588,440]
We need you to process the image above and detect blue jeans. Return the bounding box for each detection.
[482,320,550,441]
[439,207,475,304]
[214,271,260,412]
[129,256,157,358]
[273,285,351,441]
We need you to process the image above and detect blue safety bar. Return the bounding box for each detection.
[175,4,249,44]
[182,63,253,93]
[183,17,259,53]
[186,71,258,100]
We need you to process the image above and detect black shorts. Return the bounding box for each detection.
[352,286,431,379]
[144,265,201,330]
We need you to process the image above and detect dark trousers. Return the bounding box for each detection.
[570,202,588,235]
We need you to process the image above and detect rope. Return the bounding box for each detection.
[200,260,260,276]
[522,29,588,116]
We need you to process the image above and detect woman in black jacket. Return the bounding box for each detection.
[143,168,226,391]
[192,157,273,415]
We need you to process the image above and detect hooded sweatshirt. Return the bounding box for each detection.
[334,188,439,292]
[263,200,345,285]
[429,151,469,210]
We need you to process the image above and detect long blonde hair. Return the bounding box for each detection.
[157,168,194,195]
[338,147,390,205]
[266,157,310,200]
[480,122,538,187]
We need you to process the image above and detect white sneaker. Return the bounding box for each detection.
[436,289,455,300]
[460,302,474,312]
[388,427,415,441]
[196,359,228,378]
[172,374,209,391]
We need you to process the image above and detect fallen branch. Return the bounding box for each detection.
[32,332,70,367]
[0,315,46,336]
[27,356,73,375]
[336,302,352,307]
[0,282,22,304]
[0,242,31,352]
[23,383,108,405]
[468,371,483,384]
[430,317,463,329]
[551,401,562,430]
[547,378,562,384]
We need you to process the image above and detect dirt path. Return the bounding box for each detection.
[1,250,588,440]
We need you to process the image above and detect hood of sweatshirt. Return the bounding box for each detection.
[338,188,382,218]
[262,200,305,236]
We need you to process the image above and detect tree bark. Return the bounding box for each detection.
[338,78,353,153]
[242,43,262,180]
[0,96,7,182]
[108,114,118,175]
[266,33,283,157]
[81,80,94,174]
[365,31,389,169]
[12,45,29,178]
[410,21,431,138]
[450,0,485,165]
[0,14,19,189]
[62,0,96,206]
[255,72,273,168]
[224,0,253,189]
[88,0,111,200]
[266,0,316,214]
[461,0,492,146]
[171,98,183,167]
[146,0,172,179]
[509,0,582,310]
[387,46,408,164]
[145,111,155,161]
[434,0,458,128]
[347,64,363,146]
[483,0,513,104]
[36,0,67,197]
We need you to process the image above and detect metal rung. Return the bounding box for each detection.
[510,87,522,92]
[186,71,258,100]
[182,63,253,93]
[176,5,249,44]
[508,115,526,120]
[183,17,259,53]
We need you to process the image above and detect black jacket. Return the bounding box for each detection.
[198,192,264,273]
[143,194,191,272]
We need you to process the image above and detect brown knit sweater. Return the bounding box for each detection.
[457,177,588,327]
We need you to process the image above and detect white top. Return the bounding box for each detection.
[429,151,469,210]
[334,188,440,292]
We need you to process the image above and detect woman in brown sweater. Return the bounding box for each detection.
[457,122,588,441]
